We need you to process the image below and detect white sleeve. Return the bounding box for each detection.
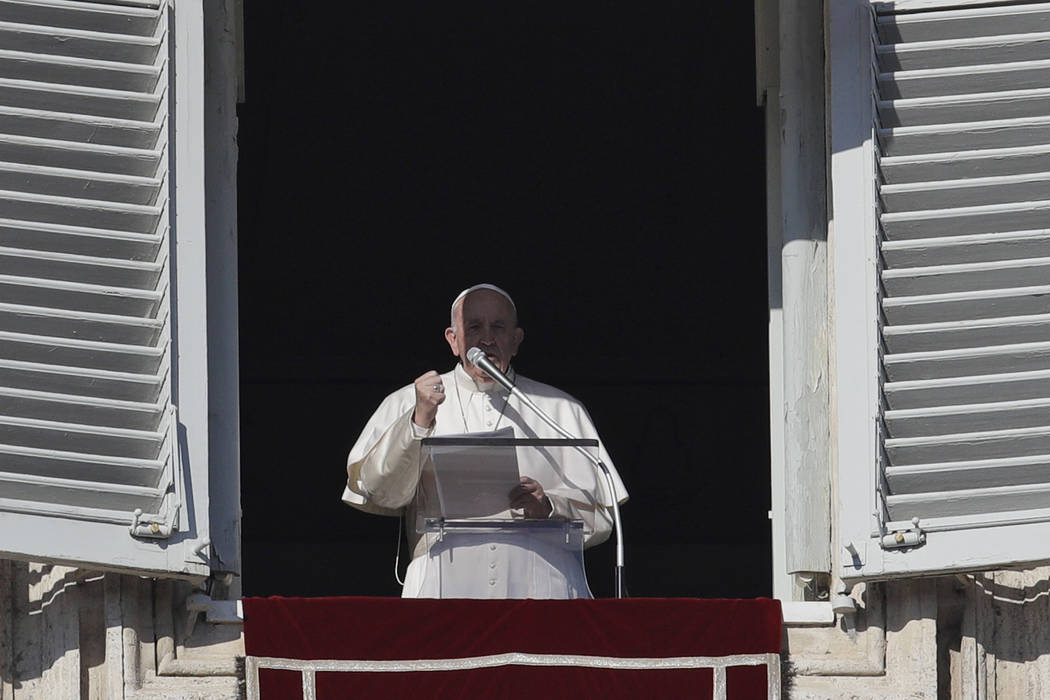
[343,389,432,514]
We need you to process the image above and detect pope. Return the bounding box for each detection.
[342,283,628,598]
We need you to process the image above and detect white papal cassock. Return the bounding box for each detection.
[343,363,628,599]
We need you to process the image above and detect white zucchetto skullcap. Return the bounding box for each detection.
[450,283,517,318]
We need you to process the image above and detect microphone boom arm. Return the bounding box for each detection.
[466,347,627,598]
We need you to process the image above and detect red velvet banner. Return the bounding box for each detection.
[243,597,782,699]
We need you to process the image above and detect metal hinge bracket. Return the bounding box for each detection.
[880,517,926,550]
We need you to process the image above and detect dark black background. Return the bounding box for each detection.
[237,2,770,599]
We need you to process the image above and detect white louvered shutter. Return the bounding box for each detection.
[0,0,210,577]
[837,0,1050,579]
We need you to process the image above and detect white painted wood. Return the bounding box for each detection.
[885,368,1050,408]
[882,256,1050,295]
[843,517,1050,581]
[171,0,209,555]
[881,119,1050,157]
[880,89,1050,130]
[829,0,882,576]
[881,171,1050,212]
[886,397,1050,436]
[766,80,795,599]
[881,199,1050,239]
[884,314,1050,353]
[834,0,1050,580]
[884,341,1050,380]
[875,4,1050,43]
[881,143,1050,183]
[0,0,210,578]
[887,453,1050,491]
[881,229,1050,266]
[779,0,831,576]
[879,32,1050,72]
[880,60,1050,99]
[201,0,241,576]
[883,284,1050,324]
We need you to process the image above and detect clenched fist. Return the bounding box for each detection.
[412,370,445,428]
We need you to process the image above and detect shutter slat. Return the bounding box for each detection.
[0,105,161,147]
[0,330,165,373]
[882,257,1050,296]
[0,385,162,430]
[884,314,1050,353]
[887,482,1050,520]
[881,119,1050,157]
[877,5,1050,44]
[886,454,1050,491]
[0,470,163,511]
[0,218,163,259]
[886,369,1050,409]
[0,49,161,92]
[0,134,163,177]
[886,425,1050,464]
[881,144,1050,183]
[881,199,1050,239]
[0,302,162,344]
[881,171,1050,212]
[884,341,1050,381]
[0,443,161,485]
[0,358,163,402]
[0,496,150,525]
[882,230,1050,266]
[886,397,1050,436]
[0,21,161,64]
[880,89,1050,128]
[0,246,164,287]
[880,60,1050,99]
[0,414,164,459]
[0,162,162,204]
[879,32,1050,71]
[883,285,1050,324]
[0,77,162,120]
[0,1,161,37]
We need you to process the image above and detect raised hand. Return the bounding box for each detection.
[412,370,445,428]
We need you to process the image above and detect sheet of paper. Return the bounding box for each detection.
[423,428,522,520]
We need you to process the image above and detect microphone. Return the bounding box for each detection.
[465,347,516,393]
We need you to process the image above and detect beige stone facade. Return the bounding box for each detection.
[0,561,243,700]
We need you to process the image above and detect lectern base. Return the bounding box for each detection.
[404,519,589,599]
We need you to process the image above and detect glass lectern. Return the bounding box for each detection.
[414,435,598,599]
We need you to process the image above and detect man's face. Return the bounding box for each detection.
[445,289,524,384]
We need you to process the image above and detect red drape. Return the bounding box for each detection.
[243,597,782,699]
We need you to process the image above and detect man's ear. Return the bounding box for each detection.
[512,327,524,355]
[444,327,460,357]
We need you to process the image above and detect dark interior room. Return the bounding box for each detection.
[236,2,770,599]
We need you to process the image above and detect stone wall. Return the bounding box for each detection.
[0,560,243,700]
[785,567,1050,699]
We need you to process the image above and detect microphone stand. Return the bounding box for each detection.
[467,350,626,598]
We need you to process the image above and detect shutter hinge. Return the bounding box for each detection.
[880,517,926,550]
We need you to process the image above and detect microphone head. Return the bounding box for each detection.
[466,346,486,367]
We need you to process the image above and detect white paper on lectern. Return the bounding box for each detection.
[425,427,521,519]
